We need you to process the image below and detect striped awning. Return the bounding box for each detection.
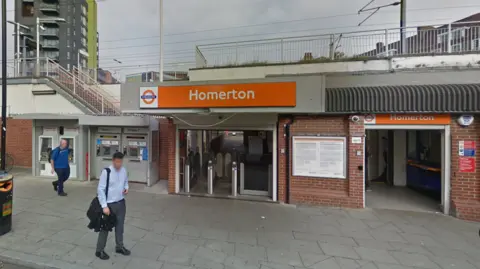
[326,84,480,113]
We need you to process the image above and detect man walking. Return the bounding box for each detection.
[50,139,70,196]
[95,152,130,260]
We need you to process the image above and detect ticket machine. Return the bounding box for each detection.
[122,128,148,183]
[38,128,56,176]
[60,127,79,178]
[94,127,122,178]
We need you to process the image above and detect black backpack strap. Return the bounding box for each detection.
[104,168,111,199]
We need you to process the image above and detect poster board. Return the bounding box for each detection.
[292,136,347,179]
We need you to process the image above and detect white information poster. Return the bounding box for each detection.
[292,136,346,179]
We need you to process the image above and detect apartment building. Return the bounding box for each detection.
[15,0,93,71]
[87,0,98,70]
[125,71,189,82]
[363,12,480,57]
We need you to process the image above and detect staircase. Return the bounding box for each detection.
[39,59,121,115]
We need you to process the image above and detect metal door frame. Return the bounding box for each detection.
[364,124,451,214]
[175,125,278,201]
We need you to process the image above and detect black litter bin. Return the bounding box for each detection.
[0,174,13,236]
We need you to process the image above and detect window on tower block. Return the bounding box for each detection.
[22,2,34,17]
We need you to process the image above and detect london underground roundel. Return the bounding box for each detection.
[140,87,158,108]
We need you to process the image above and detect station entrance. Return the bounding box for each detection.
[363,116,451,214]
[179,129,274,200]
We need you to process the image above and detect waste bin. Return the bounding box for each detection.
[0,174,13,236]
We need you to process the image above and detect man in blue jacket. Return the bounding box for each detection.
[50,139,70,196]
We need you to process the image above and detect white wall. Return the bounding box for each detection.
[101,84,121,101]
[189,54,480,81]
[3,84,85,116]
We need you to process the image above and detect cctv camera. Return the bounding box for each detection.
[351,115,360,122]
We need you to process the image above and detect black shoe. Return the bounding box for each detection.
[95,251,110,260]
[58,192,68,197]
[115,247,131,256]
[52,181,58,191]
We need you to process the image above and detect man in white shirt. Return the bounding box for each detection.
[95,152,130,260]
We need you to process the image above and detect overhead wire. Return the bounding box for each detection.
[98,4,480,43]
[98,16,461,52]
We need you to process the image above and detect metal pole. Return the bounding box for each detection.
[16,24,20,76]
[447,23,452,53]
[184,163,190,193]
[207,160,213,195]
[36,17,40,77]
[400,0,406,54]
[384,29,389,56]
[1,0,7,171]
[22,37,27,76]
[231,162,237,196]
[159,0,164,82]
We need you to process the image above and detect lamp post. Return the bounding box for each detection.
[7,21,29,77]
[159,0,164,82]
[36,17,66,76]
[1,0,7,171]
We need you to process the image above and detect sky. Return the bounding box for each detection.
[2,0,480,77]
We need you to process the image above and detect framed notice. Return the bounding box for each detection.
[292,136,347,179]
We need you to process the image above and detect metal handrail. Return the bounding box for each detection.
[18,57,121,115]
[72,66,119,106]
[196,21,480,67]
[199,21,480,47]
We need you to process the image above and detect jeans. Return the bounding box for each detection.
[54,167,70,194]
[96,199,126,252]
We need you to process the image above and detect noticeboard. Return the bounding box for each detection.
[292,136,347,179]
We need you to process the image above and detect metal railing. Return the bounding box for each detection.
[72,66,120,108]
[196,21,480,67]
[18,58,121,115]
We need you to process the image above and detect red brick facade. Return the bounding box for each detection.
[0,119,32,168]
[450,117,480,221]
[278,116,364,208]
[163,114,480,221]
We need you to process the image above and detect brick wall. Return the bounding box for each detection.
[0,119,32,168]
[450,117,480,221]
[278,115,364,208]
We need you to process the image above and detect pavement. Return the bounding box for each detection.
[1,169,480,269]
[0,261,33,269]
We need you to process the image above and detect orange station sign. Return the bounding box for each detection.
[139,82,296,108]
[364,114,451,125]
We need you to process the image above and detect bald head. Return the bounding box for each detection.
[60,139,68,149]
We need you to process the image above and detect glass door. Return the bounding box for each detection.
[239,131,272,196]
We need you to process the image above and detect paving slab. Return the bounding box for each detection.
[354,246,398,264]
[60,246,96,266]
[129,242,164,260]
[391,251,440,269]
[2,174,479,269]
[319,244,360,260]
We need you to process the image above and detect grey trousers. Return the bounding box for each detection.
[96,199,126,252]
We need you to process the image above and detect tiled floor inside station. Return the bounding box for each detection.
[366,183,441,213]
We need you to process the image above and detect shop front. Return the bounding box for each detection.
[363,114,451,214]
[121,71,480,221]
[120,76,326,202]
[325,71,480,220]
[13,114,160,186]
